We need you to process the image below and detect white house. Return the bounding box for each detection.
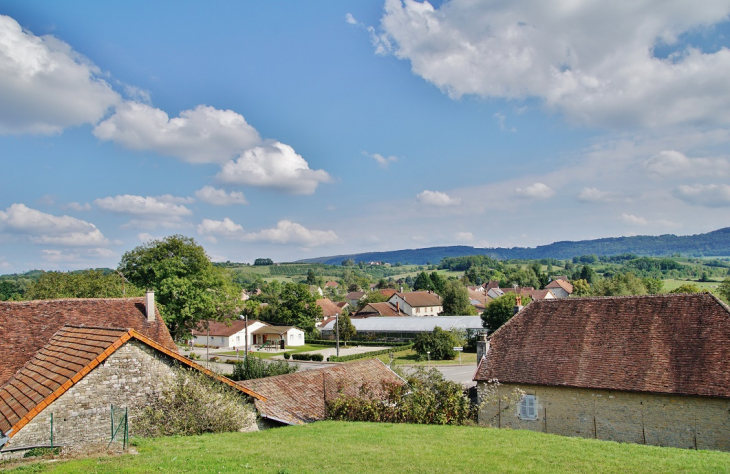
[191,319,269,349]
[251,325,305,348]
[545,279,573,298]
[387,291,443,317]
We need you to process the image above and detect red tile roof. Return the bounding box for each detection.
[325,281,339,288]
[238,359,404,424]
[316,298,342,318]
[345,291,366,301]
[191,319,265,337]
[546,279,573,293]
[0,326,264,438]
[391,291,442,307]
[474,293,730,398]
[355,302,407,317]
[378,289,397,298]
[0,298,177,387]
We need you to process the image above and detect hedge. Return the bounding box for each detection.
[307,340,412,347]
[291,353,324,361]
[328,344,413,362]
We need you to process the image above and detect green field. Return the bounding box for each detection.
[6,421,729,473]
[661,279,722,292]
[216,344,331,360]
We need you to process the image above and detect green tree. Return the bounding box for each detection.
[642,278,664,295]
[306,269,317,285]
[413,327,457,361]
[571,279,591,297]
[591,273,647,296]
[253,258,273,266]
[429,271,447,294]
[481,293,531,333]
[669,284,702,294]
[267,282,323,336]
[342,259,355,267]
[118,235,241,340]
[357,291,388,311]
[413,272,433,291]
[718,278,730,302]
[335,312,357,344]
[26,269,144,300]
[440,280,477,315]
[0,280,25,301]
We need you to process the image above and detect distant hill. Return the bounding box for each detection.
[297,227,730,265]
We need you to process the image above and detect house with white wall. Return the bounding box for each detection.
[251,326,305,348]
[191,319,268,349]
[387,291,442,317]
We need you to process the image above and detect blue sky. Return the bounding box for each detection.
[2,0,730,272]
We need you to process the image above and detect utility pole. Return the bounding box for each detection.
[206,322,210,369]
[335,312,340,358]
[244,312,249,362]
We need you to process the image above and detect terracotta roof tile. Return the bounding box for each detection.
[355,302,407,317]
[546,279,573,293]
[239,359,405,425]
[0,298,177,387]
[316,298,343,318]
[474,293,730,398]
[391,291,442,307]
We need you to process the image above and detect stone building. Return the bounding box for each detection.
[0,296,264,456]
[475,293,730,451]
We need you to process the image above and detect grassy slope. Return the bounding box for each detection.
[9,421,730,474]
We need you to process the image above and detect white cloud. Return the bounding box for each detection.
[644,150,730,178]
[0,203,108,246]
[0,15,120,134]
[455,231,474,242]
[198,218,338,247]
[416,190,462,207]
[194,186,248,206]
[674,184,730,207]
[93,102,261,164]
[155,194,195,204]
[41,247,116,265]
[217,142,332,195]
[345,13,359,25]
[363,151,398,168]
[620,213,648,226]
[376,0,730,128]
[577,187,623,203]
[515,182,555,199]
[94,194,192,216]
[137,232,154,242]
[64,201,92,211]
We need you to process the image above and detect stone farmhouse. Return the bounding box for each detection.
[387,291,443,317]
[0,295,264,456]
[475,293,730,451]
[191,318,269,349]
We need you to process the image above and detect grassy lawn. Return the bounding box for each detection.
[217,344,330,360]
[662,279,722,292]
[7,421,729,473]
[376,348,477,365]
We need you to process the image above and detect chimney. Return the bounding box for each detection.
[400,286,404,293]
[476,332,490,362]
[396,301,400,313]
[145,291,156,322]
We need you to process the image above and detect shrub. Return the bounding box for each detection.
[328,345,413,362]
[310,353,324,361]
[283,352,291,360]
[209,356,220,362]
[413,327,457,361]
[228,356,298,381]
[292,353,310,361]
[134,369,256,437]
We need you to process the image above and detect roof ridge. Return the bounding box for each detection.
[0,297,145,305]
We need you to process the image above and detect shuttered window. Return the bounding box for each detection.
[519,394,537,420]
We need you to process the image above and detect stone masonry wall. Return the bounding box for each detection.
[6,340,257,453]
[478,383,730,452]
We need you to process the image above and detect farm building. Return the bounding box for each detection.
[0,295,264,457]
[191,319,268,349]
[320,316,482,342]
[475,293,730,451]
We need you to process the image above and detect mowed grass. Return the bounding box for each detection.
[8,421,729,474]
[376,348,477,365]
[662,279,722,292]
[218,344,330,360]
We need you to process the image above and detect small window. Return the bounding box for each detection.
[519,395,537,420]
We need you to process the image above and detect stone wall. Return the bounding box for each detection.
[5,340,257,455]
[477,383,730,451]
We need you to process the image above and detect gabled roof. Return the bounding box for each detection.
[0,326,264,438]
[191,319,265,337]
[324,281,339,288]
[378,288,397,298]
[0,298,177,387]
[474,293,730,399]
[355,302,407,317]
[238,359,404,425]
[345,291,366,300]
[316,298,342,318]
[389,291,442,307]
[251,325,297,335]
[546,279,573,293]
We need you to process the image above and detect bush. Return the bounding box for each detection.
[283,352,290,360]
[310,353,324,361]
[292,353,311,361]
[134,369,256,437]
[328,345,414,362]
[228,356,298,381]
[209,356,219,362]
[413,327,456,361]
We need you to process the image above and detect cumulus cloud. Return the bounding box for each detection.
[515,182,555,199]
[416,190,462,207]
[0,15,120,134]
[364,151,398,168]
[93,102,261,164]
[94,194,193,216]
[455,231,474,242]
[194,186,248,205]
[674,183,730,207]
[577,187,623,203]
[345,13,359,25]
[217,142,332,195]
[375,0,730,128]
[644,150,730,178]
[41,247,116,265]
[0,203,108,246]
[621,213,648,226]
[64,201,92,211]
[198,218,338,247]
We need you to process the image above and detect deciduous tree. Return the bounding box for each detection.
[440,280,477,315]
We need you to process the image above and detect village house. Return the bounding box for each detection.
[474,293,730,451]
[387,291,443,317]
[487,286,556,301]
[545,278,573,298]
[354,302,407,318]
[0,295,264,456]
[316,298,344,319]
[345,291,367,307]
[250,325,305,349]
[191,319,268,349]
